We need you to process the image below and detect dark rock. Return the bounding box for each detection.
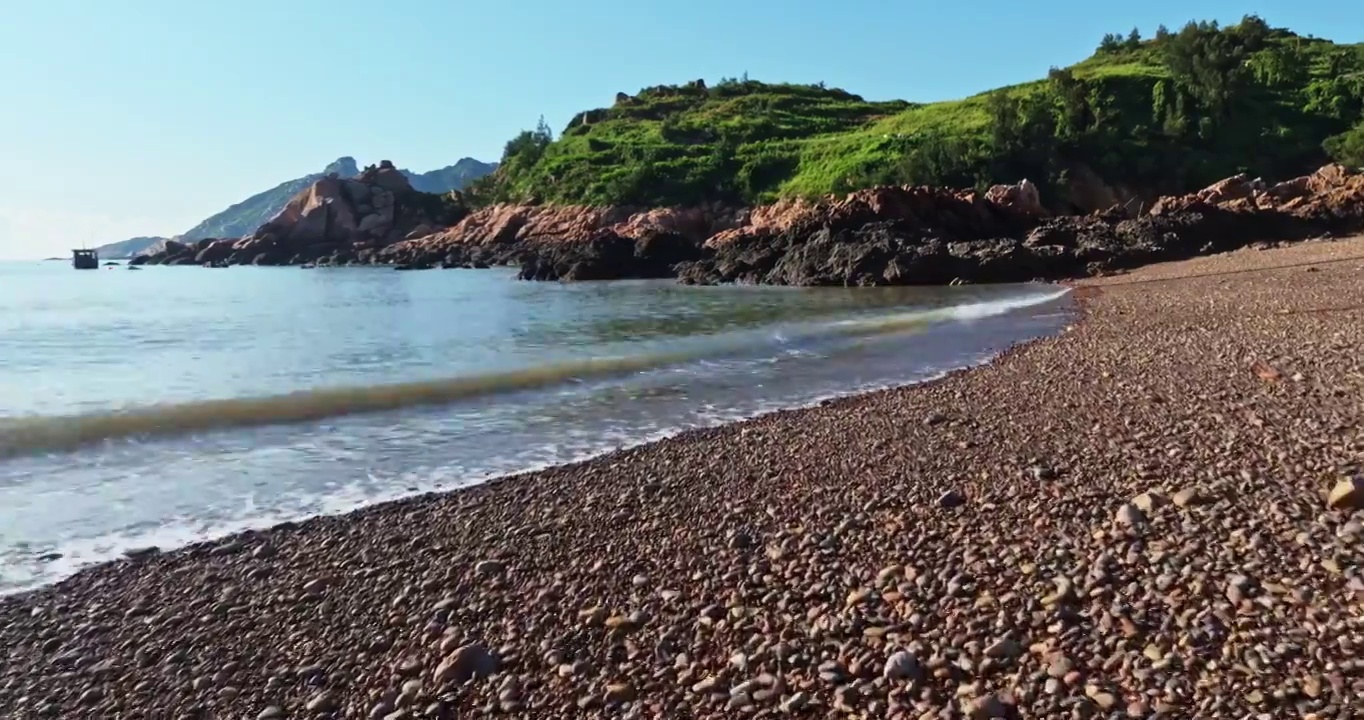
[517,230,703,281]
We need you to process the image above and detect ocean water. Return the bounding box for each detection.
[0,260,1072,593]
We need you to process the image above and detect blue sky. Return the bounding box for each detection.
[0,1,1359,258]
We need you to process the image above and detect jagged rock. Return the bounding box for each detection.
[679,164,1364,286]
[136,161,470,267]
[193,239,236,265]
[986,179,1046,216]
[379,202,741,274]
[516,230,703,281]
[139,162,1364,282]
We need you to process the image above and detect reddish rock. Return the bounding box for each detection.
[986,179,1046,216]
[1151,163,1364,221]
[138,161,468,266]
[132,162,1364,281]
[377,202,747,276]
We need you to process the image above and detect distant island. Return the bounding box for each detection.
[95,157,496,258]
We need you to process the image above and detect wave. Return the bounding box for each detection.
[0,288,1070,459]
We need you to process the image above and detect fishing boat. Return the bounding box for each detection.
[71,248,99,270]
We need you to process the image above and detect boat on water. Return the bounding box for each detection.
[71,248,99,270]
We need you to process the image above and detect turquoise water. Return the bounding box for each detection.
[0,260,1071,592]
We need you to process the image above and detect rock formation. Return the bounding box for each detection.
[133,162,469,267]
[676,166,1364,286]
[175,157,494,243]
[131,164,1364,285]
[673,184,1040,286]
[378,203,746,279]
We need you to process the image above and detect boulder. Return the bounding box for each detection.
[193,239,236,265]
[986,179,1046,216]
[134,160,470,266]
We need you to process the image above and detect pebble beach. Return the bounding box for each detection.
[3,238,1363,719]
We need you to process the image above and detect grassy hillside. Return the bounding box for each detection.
[471,16,1364,210]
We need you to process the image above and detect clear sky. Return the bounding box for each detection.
[0,0,1359,258]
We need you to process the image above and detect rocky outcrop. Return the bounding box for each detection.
[378,202,744,279]
[132,164,1364,284]
[985,179,1045,216]
[674,184,1039,285]
[177,157,494,242]
[517,229,707,281]
[132,161,469,267]
[178,158,363,242]
[676,165,1364,286]
[1149,163,1364,222]
[129,238,234,266]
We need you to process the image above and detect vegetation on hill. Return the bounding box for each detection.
[469,16,1364,210]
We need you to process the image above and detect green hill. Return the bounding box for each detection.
[472,16,1364,211]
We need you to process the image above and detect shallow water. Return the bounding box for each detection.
[0,261,1072,592]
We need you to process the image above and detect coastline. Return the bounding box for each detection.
[3,238,1364,718]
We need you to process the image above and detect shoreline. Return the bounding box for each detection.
[0,285,1076,596]
[3,239,1363,718]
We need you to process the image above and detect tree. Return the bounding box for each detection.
[534,115,554,144]
[984,91,1058,182]
[1236,14,1271,45]
[501,115,555,166]
[1160,20,1254,119]
[1048,67,1091,140]
[1124,27,1142,50]
[1097,33,1124,54]
[1324,120,1364,167]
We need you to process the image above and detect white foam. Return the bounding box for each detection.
[1,287,1076,595]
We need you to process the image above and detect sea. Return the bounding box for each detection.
[0,260,1073,593]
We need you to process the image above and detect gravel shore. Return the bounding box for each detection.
[4,238,1364,719]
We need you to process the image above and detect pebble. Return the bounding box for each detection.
[473,559,505,577]
[1327,477,1363,509]
[938,490,966,508]
[433,643,497,685]
[305,690,338,713]
[883,650,921,680]
[1115,503,1147,527]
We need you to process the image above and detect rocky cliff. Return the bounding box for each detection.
[133,161,467,267]
[172,157,494,243]
[132,164,1364,286]
[675,165,1364,286]
[179,158,363,242]
[377,203,748,279]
